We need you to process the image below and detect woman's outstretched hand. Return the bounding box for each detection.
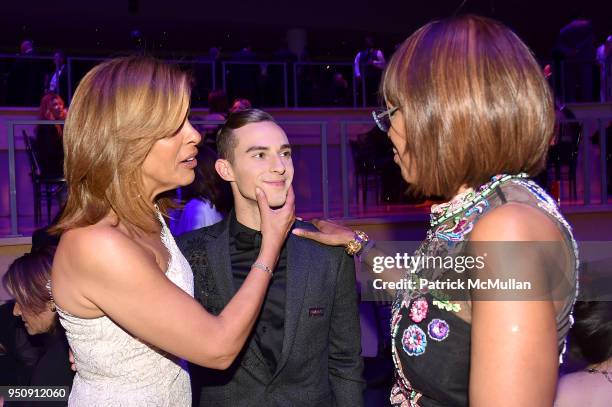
[257,185,296,253]
[292,218,355,247]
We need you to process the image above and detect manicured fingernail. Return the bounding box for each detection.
[255,187,262,195]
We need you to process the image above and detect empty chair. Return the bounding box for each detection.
[23,130,66,224]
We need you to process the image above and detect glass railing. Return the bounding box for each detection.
[2,115,611,237]
[2,54,610,108]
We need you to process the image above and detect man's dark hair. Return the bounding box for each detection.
[216,108,275,162]
[569,301,612,364]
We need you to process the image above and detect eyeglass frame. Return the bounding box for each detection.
[371,106,399,132]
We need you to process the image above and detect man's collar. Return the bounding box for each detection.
[229,209,260,238]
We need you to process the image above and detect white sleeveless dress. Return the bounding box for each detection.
[56,215,194,406]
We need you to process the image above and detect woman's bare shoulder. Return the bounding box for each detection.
[52,221,158,317]
[56,221,151,276]
[471,202,562,242]
[60,222,129,252]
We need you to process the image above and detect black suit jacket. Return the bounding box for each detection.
[177,218,364,407]
[44,67,69,104]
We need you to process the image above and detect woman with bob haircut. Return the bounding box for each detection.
[294,15,579,406]
[50,56,295,406]
[555,301,612,406]
[5,247,59,336]
[3,247,73,390]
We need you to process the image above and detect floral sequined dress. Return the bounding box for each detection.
[390,175,579,407]
[56,214,194,406]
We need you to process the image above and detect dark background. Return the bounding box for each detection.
[1,0,611,60]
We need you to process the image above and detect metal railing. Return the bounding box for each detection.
[66,57,217,105]
[2,54,612,107]
[3,116,612,236]
[544,58,612,104]
[5,120,64,236]
[3,119,330,236]
[0,55,218,107]
[292,62,358,107]
[0,55,376,108]
[336,117,612,217]
[221,61,289,108]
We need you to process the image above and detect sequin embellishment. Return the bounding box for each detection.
[409,297,429,323]
[402,325,428,356]
[427,319,450,341]
[432,299,461,313]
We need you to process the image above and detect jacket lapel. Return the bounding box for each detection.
[204,215,270,380]
[203,217,235,306]
[272,233,310,380]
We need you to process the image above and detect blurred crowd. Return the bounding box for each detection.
[2,18,610,109]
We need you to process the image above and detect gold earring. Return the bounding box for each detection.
[49,302,56,312]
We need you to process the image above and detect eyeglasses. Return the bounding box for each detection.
[371,106,399,132]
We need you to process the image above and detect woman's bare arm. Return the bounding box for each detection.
[53,187,294,370]
[469,203,561,406]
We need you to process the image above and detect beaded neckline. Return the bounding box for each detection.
[430,173,529,227]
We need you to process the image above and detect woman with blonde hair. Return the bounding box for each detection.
[294,15,579,406]
[50,56,294,406]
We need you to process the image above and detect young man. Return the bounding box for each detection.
[177,109,364,406]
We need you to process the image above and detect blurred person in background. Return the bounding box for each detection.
[45,50,69,105]
[596,36,612,102]
[193,89,228,150]
[7,39,41,106]
[553,18,596,102]
[20,40,34,55]
[229,97,252,113]
[555,301,612,406]
[34,93,67,178]
[354,35,385,106]
[170,146,232,235]
[2,247,73,403]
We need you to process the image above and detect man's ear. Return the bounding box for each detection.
[215,159,235,182]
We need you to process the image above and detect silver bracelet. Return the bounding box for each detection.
[252,261,273,275]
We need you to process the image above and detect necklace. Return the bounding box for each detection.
[430,173,529,227]
[586,367,612,384]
